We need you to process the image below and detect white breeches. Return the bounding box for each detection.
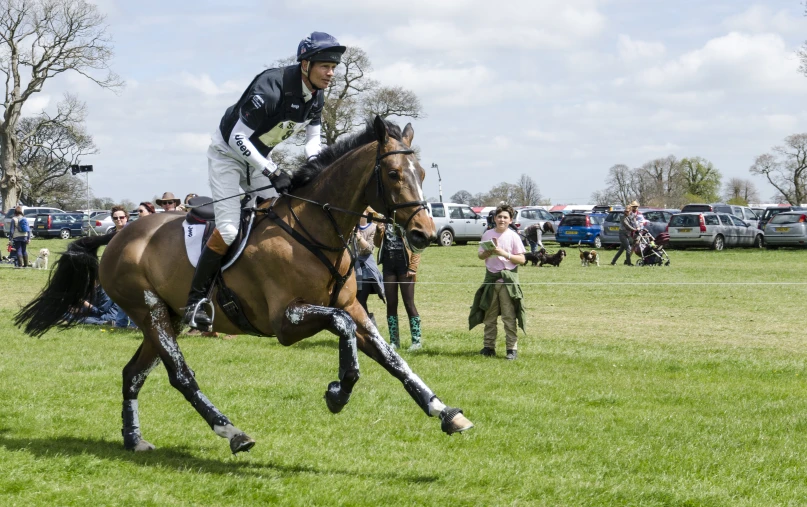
[207,131,277,245]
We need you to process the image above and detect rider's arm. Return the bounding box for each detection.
[304,123,322,161]
[227,118,278,174]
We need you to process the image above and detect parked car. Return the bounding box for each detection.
[83,212,116,236]
[666,212,764,250]
[556,213,606,248]
[427,202,486,246]
[681,203,760,227]
[32,212,85,239]
[3,205,65,237]
[513,207,556,234]
[591,204,625,213]
[758,206,807,231]
[601,209,677,247]
[763,211,807,248]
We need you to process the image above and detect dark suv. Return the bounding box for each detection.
[33,212,85,239]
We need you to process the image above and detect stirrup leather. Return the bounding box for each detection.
[187,298,215,329]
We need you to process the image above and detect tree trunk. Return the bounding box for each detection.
[0,130,19,212]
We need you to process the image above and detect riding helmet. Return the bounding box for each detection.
[297,32,346,64]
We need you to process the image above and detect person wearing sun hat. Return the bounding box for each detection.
[156,192,181,211]
[611,201,639,266]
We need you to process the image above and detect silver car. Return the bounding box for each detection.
[667,212,764,250]
[427,202,486,246]
[763,211,807,248]
[82,212,116,236]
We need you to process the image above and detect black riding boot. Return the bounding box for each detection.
[183,246,225,330]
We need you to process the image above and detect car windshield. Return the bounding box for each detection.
[670,215,699,227]
[605,212,622,222]
[561,215,587,226]
[769,213,806,225]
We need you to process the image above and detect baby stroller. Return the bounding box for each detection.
[633,229,670,266]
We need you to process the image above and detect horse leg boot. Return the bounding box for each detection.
[279,302,360,414]
[352,310,474,435]
[146,290,254,454]
[121,341,162,451]
[183,231,227,331]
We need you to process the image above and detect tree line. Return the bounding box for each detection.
[448,174,547,207]
[590,133,806,208]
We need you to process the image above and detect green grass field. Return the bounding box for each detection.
[1,238,807,506]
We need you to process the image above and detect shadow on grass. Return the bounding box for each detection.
[0,431,439,484]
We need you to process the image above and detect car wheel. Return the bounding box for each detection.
[711,235,724,251]
[439,229,454,247]
[593,236,602,249]
[753,235,764,248]
[60,229,71,240]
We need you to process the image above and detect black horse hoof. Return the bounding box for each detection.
[324,381,350,414]
[439,407,474,435]
[229,432,255,454]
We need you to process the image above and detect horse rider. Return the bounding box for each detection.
[183,31,346,330]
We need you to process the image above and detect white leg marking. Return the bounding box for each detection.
[213,423,244,439]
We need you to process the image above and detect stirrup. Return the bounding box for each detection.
[186,298,215,330]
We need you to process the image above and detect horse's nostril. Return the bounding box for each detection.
[408,230,430,250]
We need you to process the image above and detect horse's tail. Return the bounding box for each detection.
[14,233,116,337]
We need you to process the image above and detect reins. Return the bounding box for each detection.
[258,142,428,307]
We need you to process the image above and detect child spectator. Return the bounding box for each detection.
[469,204,526,360]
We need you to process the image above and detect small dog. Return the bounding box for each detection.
[538,248,566,267]
[33,248,50,270]
[578,243,600,267]
[524,251,542,266]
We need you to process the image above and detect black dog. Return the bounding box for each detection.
[538,248,567,267]
[524,251,542,266]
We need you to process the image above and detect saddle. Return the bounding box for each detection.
[183,195,266,336]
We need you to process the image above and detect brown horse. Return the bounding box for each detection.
[15,116,474,453]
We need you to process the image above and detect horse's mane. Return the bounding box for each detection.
[290,118,404,189]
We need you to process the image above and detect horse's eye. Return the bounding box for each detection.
[387,170,400,181]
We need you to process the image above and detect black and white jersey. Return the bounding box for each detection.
[219,64,323,171]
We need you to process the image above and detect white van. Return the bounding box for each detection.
[427,202,486,246]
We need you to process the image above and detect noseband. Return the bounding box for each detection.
[373,144,428,233]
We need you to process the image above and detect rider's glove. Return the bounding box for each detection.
[268,169,292,194]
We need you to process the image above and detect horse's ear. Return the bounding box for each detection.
[401,123,414,147]
[373,115,389,145]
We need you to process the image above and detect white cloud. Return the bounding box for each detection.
[21,94,51,115]
[723,4,806,35]
[178,73,242,96]
[175,133,212,154]
[617,35,665,63]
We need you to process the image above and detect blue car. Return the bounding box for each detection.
[556,213,606,248]
[32,212,85,239]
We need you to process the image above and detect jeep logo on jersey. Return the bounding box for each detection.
[234,134,251,157]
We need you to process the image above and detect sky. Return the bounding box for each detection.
[26,0,807,205]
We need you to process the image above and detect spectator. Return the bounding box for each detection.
[137,202,156,217]
[375,220,422,351]
[610,201,639,266]
[156,192,181,211]
[110,206,128,231]
[353,207,385,326]
[521,223,544,253]
[469,204,526,361]
[8,206,31,268]
[68,284,119,326]
[178,193,199,212]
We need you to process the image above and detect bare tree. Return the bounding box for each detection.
[362,85,423,121]
[637,155,683,207]
[800,2,807,78]
[514,173,542,206]
[484,182,521,206]
[16,94,97,205]
[723,177,759,205]
[679,156,721,203]
[469,192,486,207]
[592,164,637,206]
[450,190,472,204]
[0,0,121,211]
[749,133,807,205]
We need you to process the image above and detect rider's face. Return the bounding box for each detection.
[304,61,337,90]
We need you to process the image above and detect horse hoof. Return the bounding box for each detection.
[230,432,255,454]
[439,407,474,435]
[126,439,156,452]
[324,381,350,414]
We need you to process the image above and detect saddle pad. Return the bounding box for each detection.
[182,221,207,268]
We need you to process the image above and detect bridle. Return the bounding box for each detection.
[371,142,429,239]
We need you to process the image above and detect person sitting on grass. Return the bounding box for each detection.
[68,283,118,326]
[469,203,526,361]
